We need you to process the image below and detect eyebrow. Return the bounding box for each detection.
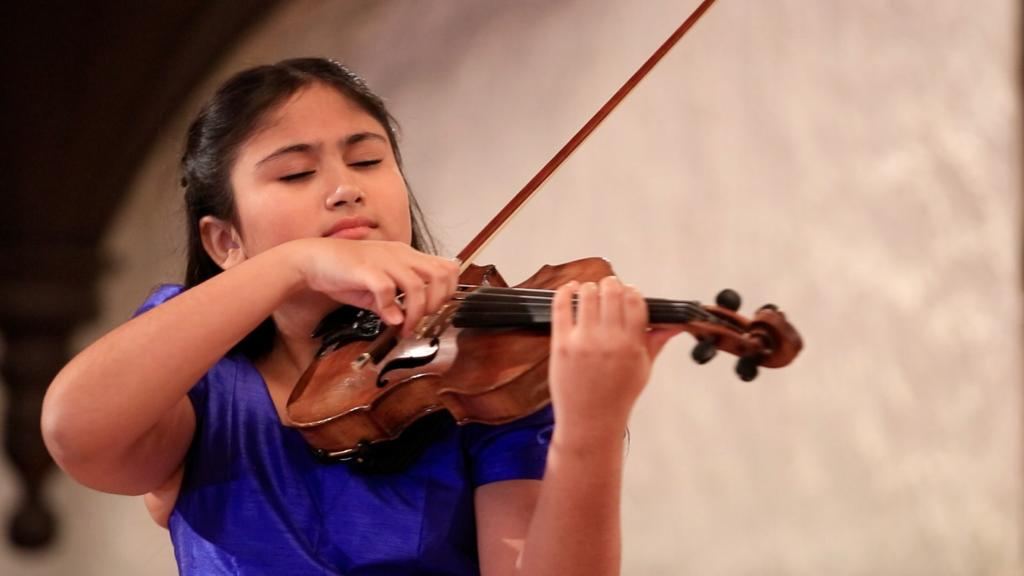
[255,132,388,166]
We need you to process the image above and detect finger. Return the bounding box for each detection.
[390,266,427,336]
[408,256,459,314]
[599,276,625,328]
[451,259,462,298]
[364,271,403,325]
[445,257,461,300]
[446,258,461,306]
[623,285,648,335]
[424,277,447,316]
[428,258,460,312]
[576,281,600,329]
[551,281,579,342]
[412,267,445,317]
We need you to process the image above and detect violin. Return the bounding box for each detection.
[285,0,803,461]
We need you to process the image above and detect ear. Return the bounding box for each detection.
[199,215,247,270]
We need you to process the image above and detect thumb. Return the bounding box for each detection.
[645,326,687,359]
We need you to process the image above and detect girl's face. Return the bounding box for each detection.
[226,82,412,257]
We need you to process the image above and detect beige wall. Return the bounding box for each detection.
[3,1,1020,573]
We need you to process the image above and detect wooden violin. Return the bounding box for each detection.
[287,258,801,460]
[285,0,803,460]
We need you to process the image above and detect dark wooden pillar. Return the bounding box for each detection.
[1,0,284,550]
[2,328,77,548]
[0,244,102,548]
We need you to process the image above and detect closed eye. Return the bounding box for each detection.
[280,171,315,182]
[350,159,382,168]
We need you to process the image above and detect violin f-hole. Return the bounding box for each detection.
[376,338,441,387]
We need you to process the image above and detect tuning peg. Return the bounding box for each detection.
[715,289,741,312]
[691,338,717,364]
[735,355,760,381]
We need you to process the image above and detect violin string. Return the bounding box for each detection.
[452,312,708,325]
[445,285,746,331]
[453,298,708,313]
[453,290,716,320]
[453,286,703,309]
[455,298,713,319]
[452,292,698,311]
[448,289,729,325]
[454,284,691,304]
[454,284,699,304]
[453,305,707,321]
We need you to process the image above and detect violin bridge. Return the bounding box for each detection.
[415,304,459,340]
[414,314,436,338]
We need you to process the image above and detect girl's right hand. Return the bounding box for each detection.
[287,237,461,334]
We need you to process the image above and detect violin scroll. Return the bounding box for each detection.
[682,290,803,381]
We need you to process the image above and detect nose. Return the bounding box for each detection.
[325,184,363,209]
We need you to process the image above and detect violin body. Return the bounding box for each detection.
[286,258,616,459]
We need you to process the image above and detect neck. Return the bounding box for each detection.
[261,292,337,379]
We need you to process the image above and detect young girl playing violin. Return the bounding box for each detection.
[41,58,682,575]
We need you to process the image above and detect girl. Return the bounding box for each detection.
[41,58,681,575]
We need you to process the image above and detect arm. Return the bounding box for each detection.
[42,238,459,495]
[42,241,304,495]
[476,277,681,576]
[144,465,184,528]
[477,435,628,576]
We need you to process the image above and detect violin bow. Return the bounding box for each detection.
[454,0,719,267]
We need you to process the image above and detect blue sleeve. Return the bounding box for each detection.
[462,405,555,486]
[130,283,210,414]
[132,284,185,317]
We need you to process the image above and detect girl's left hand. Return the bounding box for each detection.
[547,277,683,446]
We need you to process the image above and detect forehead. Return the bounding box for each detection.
[238,83,387,160]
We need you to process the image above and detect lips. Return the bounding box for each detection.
[323,217,378,240]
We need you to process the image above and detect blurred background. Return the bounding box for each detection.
[1,0,1020,574]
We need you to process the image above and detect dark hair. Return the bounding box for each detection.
[181,58,436,359]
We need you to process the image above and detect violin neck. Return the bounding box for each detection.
[450,287,712,329]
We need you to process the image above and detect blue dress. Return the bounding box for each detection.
[137,285,554,575]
